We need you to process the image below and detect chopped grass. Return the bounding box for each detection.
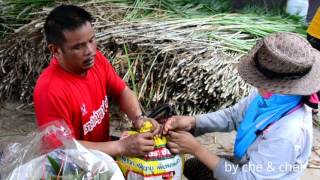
[0,0,87,39]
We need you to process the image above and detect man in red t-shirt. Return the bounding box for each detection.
[34,4,160,157]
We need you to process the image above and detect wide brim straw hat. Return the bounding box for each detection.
[238,32,320,95]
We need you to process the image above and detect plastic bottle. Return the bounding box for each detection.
[286,0,309,18]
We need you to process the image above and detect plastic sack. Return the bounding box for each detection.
[0,121,124,180]
[286,0,309,18]
[117,121,184,180]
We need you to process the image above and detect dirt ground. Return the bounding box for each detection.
[0,102,319,179]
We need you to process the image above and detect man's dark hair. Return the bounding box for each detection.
[44,4,93,45]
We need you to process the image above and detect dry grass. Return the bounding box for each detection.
[0,1,306,114]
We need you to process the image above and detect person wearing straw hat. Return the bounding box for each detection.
[163,32,320,180]
[34,5,160,157]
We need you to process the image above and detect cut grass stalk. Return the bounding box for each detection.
[123,43,138,95]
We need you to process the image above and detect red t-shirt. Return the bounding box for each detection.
[34,50,126,142]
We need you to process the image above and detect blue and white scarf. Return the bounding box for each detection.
[234,94,302,159]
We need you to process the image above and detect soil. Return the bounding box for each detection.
[0,102,319,179]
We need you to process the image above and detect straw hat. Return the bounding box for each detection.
[238,32,320,95]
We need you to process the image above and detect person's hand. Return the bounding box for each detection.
[167,131,202,155]
[118,132,154,156]
[163,115,196,135]
[134,117,162,135]
[168,131,220,171]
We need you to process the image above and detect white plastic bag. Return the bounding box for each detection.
[0,121,124,180]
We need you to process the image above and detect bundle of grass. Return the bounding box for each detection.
[0,2,129,103]
[0,1,306,115]
[96,13,305,114]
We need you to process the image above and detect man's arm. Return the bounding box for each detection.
[79,140,122,157]
[115,87,161,134]
[79,132,154,157]
[116,87,143,124]
[80,87,157,157]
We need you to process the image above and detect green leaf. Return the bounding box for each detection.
[47,155,61,176]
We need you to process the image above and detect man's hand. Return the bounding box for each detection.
[167,131,202,155]
[118,132,154,156]
[163,115,196,135]
[134,117,162,135]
